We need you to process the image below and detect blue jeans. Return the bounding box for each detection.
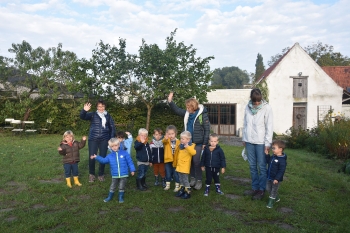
[137,164,149,179]
[165,162,179,183]
[246,142,267,191]
[88,139,109,176]
[63,163,79,178]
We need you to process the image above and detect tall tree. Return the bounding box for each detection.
[0,41,77,120]
[268,42,350,67]
[211,66,250,89]
[84,29,214,130]
[254,53,265,83]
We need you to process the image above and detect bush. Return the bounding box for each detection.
[285,115,350,160]
[285,126,310,149]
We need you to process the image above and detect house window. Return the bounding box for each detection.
[206,105,218,124]
[206,104,235,125]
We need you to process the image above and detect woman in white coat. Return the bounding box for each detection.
[242,88,273,200]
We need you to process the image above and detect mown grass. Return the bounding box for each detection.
[0,133,349,233]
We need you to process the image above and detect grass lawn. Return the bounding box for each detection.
[0,133,349,233]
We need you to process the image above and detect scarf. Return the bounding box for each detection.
[152,137,164,148]
[97,110,107,128]
[248,100,265,115]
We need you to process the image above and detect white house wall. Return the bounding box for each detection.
[266,43,343,134]
[206,89,251,135]
[342,104,350,118]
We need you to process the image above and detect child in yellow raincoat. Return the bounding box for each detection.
[174,131,196,199]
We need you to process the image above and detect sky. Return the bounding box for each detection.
[0,0,349,74]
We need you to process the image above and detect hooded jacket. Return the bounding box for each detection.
[134,136,151,162]
[174,143,196,174]
[58,139,86,164]
[242,100,273,147]
[168,101,210,145]
[266,153,287,182]
[200,144,226,168]
[80,110,115,141]
[95,150,135,178]
[162,138,180,165]
[150,139,165,164]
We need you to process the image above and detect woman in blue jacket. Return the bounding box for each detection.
[80,100,116,182]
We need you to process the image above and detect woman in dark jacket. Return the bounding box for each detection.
[80,100,116,182]
[167,92,210,190]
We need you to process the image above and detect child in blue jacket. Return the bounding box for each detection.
[266,140,287,208]
[91,138,135,203]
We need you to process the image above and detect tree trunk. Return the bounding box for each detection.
[23,108,31,121]
[146,105,153,132]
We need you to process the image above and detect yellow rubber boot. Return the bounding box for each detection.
[73,176,82,186]
[66,178,72,188]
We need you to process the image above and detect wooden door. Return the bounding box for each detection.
[293,106,307,129]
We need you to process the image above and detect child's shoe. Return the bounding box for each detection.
[118,191,124,203]
[173,182,180,192]
[175,186,185,197]
[161,178,166,188]
[215,183,224,195]
[66,178,72,188]
[164,182,170,190]
[275,195,280,202]
[141,177,148,189]
[266,196,276,208]
[136,178,146,191]
[181,187,191,199]
[204,185,210,196]
[104,192,114,202]
[73,176,82,186]
[154,176,159,186]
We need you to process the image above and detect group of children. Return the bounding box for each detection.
[58,125,227,202]
[58,127,287,209]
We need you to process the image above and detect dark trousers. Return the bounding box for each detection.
[137,164,149,179]
[63,163,78,178]
[205,167,220,185]
[266,180,281,198]
[190,145,203,180]
[88,139,108,176]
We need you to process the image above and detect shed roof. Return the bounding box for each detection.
[322,66,350,91]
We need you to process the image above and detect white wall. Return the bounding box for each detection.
[342,104,350,118]
[266,43,343,134]
[206,89,251,135]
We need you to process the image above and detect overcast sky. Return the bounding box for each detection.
[0,0,349,73]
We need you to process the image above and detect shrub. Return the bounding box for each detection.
[285,113,350,160]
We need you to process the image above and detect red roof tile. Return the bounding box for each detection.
[322,66,350,90]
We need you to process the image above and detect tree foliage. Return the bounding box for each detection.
[268,42,350,67]
[211,66,249,89]
[0,41,77,120]
[73,29,214,130]
[254,53,265,83]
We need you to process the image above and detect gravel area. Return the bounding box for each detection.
[219,136,243,147]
